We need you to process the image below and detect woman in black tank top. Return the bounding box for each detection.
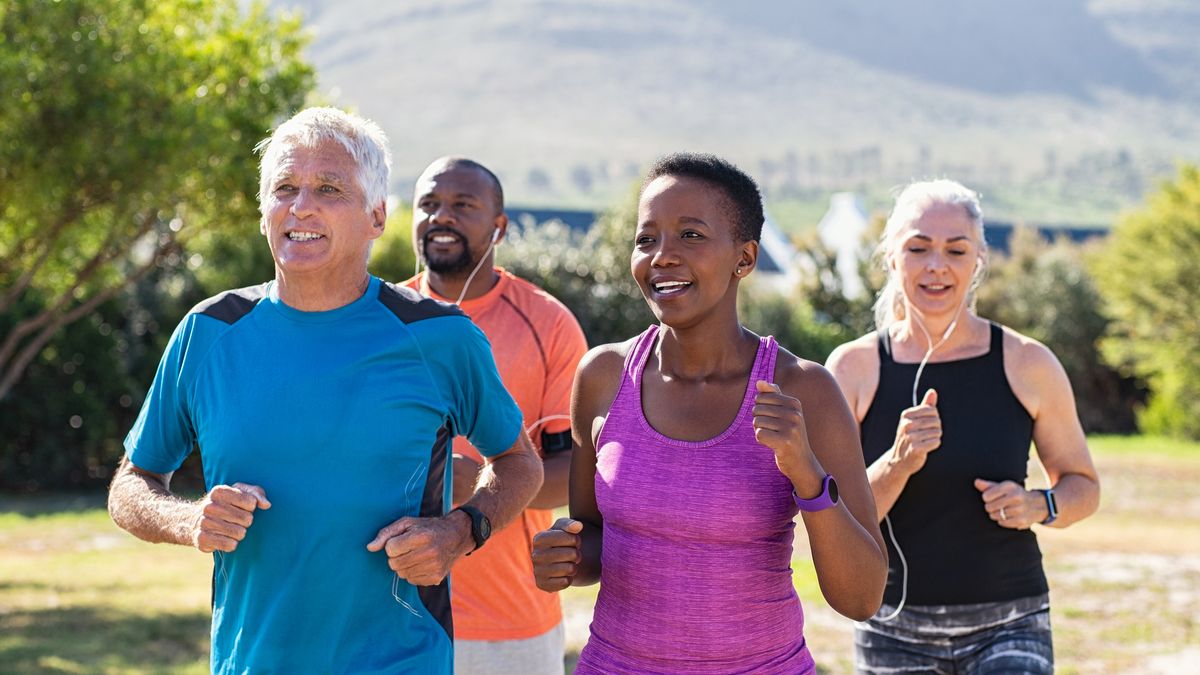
[826,180,1101,674]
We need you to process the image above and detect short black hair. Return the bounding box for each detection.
[435,157,505,213]
[642,152,764,242]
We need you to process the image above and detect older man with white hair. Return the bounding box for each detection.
[107,107,543,673]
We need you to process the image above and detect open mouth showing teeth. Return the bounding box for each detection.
[287,231,323,241]
[430,234,461,244]
[653,280,692,294]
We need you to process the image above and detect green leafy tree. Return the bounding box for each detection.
[977,226,1142,433]
[0,0,314,399]
[1092,164,1200,438]
[369,207,418,283]
[737,287,851,364]
[499,189,654,346]
[790,217,884,338]
[499,188,854,360]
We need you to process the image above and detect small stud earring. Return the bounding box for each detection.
[735,268,742,276]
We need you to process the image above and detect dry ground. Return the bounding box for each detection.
[558,436,1200,673]
[1,436,1197,673]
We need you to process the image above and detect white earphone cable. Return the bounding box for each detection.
[875,278,972,623]
[453,231,499,306]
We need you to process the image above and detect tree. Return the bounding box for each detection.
[0,0,314,399]
[369,207,418,283]
[498,188,654,346]
[1092,164,1200,439]
[790,219,883,338]
[977,226,1142,433]
[497,187,856,361]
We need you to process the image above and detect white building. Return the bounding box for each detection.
[815,192,871,298]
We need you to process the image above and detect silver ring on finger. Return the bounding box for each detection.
[1000,507,1007,520]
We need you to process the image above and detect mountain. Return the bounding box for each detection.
[264,0,1200,225]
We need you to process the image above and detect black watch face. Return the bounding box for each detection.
[478,514,492,541]
[828,477,840,504]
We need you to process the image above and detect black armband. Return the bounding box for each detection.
[540,429,573,455]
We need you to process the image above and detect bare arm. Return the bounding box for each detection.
[977,337,1100,529]
[108,457,198,546]
[1026,342,1100,527]
[533,344,625,591]
[466,432,545,532]
[528,449,571,510]
[108,456,270,552]
[453,444,567,510]
[757,360,887,620]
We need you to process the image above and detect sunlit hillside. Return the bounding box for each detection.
[267,0,1200,224]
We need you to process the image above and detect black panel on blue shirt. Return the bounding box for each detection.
[193,283,269,325]
[377,282,464,324]
[418,423,454,641]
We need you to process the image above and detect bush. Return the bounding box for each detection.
[369,207,418,284]
[498,191,851,363]
[737,287,853,364]
[1092,164,1200,439]
[498,192,654,346]
[976,226,1142,433]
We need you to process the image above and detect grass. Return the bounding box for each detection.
[0,496,211,674]
[2,436,1198,673]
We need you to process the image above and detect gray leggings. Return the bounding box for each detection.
[854,593,1053,674]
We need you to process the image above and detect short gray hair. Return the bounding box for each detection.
[255,107,391,215]
[873,179,988,331]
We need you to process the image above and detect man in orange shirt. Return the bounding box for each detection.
[405,157,587,674]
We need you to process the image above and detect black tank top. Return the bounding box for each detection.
[860,323,1048,605]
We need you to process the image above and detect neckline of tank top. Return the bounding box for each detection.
[882,322,999,366]
[630,326,774,449]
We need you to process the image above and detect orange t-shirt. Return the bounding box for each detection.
[404,268,587,641]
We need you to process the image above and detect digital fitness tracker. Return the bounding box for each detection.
[453,505,492,553]
[1040,488,1059,525]
[793,474,840,512]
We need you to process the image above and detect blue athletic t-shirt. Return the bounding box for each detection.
[124,276,523,674]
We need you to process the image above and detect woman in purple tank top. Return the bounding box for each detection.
[532,153,888,674]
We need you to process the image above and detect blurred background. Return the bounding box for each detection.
[2,1,1198,672]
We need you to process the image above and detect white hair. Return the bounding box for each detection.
[873,179,989,331]
[255,107,391,216]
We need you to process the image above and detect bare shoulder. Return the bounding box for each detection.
[574,336,638,414]
[573,337,640,450]
[774,346,848,411]
[825,333,880,384]
[1000,325,1071,417]
[772,347,862,457]
[577,337,636,382]
[823,333,881,421]
[1001,325,1066,381]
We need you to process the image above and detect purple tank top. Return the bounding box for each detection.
[576,325,815,674]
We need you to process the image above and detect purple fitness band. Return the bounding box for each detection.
[793,474,839,512]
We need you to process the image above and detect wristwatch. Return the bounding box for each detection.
[793,474,840,512]
[1040,488,1059,525]
[453,505,492,554]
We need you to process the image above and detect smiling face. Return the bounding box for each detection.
[260,140,384,285]
[412,163,506,277]
[632,175,756,328]
[890,201,982,320]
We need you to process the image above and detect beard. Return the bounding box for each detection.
[421,229,475,275]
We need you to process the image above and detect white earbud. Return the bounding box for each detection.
[490,228,501,244]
